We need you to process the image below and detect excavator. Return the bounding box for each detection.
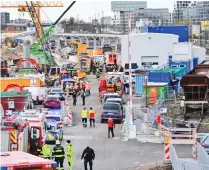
[4,1,76,67]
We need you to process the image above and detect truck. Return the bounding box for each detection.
[1,110,47,155]
[105,52,118,72]
[0,151,57,170]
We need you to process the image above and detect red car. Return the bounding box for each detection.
[43,95,61,109]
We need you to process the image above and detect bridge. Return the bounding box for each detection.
[53,33,123,50]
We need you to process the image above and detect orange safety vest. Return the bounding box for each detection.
[89,110,95,118]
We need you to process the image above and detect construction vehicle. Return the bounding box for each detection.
[105,52,119,72]
[0,151,57,170]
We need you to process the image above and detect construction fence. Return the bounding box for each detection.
[170,143,209,170]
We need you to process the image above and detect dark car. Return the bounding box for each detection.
[43,95,61,109]
[101,102,122,123]
[106,98,124,117]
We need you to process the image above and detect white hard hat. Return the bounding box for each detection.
[56,140,60,145]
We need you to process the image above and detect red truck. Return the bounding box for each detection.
[0,151,57,170]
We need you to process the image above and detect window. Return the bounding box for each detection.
[46,97,58,101]
[103,103,120,110]
[31,127,40,139]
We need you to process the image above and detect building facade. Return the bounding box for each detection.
[1,12,10,25]
[101,16,114,25]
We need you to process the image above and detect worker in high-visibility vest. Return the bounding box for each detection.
[66,82,70,96]
[42,143,51,159]
[81,108,88,127]
[37,146,43,157]
[88,107,96,127]
[66,140,74,170]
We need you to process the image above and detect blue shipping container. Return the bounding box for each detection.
[135,74,147,95]
[193,57,199,69]
[148,72,171,86]
[147,26,189,42]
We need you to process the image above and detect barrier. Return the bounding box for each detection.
[64,103,73,126]
[164,137,170,161]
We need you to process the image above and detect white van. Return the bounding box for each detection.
[24,87,48,104]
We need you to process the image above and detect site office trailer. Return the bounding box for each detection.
[121,33,179,69]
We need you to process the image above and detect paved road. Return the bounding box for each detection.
[35,74,192,170]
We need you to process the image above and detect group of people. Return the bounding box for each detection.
[81,107,96,127]
[38,140,95,170]
[72,81,91,106]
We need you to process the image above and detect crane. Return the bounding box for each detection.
[0,1,63,37]
[69,40,87,70]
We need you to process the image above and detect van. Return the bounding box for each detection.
[24,87,47,104]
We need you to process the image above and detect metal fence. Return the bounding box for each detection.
[170,144,209,170]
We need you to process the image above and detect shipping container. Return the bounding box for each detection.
[135,71,149,95]
[169,60,191,73]
[0,91,32,112]
[147,26,189,42]
[143,82,168,104]
[0,78,41,92]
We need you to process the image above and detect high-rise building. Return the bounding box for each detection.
[1,12,10,25]
[111,1,147,33]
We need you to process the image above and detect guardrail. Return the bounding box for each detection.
[159,123,196,144]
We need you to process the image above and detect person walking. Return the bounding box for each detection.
[66,140,74,170]
[88,107,96,127]
[81,88,86,106]
[52,140,65,170]
[81,146,95,170]
[107,117,115,138]
[81,107,88,127]
[72,90,77,106]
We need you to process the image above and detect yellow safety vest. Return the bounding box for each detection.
[81,110,88,118]
[42,144,51,157]
[66,144,74,163]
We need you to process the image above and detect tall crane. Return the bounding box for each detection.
[0,1,63,37]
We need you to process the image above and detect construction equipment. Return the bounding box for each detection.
[16,58,41,72]
[0,1,63,38]
[69,40,88,70]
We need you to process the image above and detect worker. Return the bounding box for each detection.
[85,82,91,96]
[66,140,74,170]
[72,90,77,106]
[107,117,115,138]
[73,83,79,93]
[81,146,95,170]
[81,107,88,127]
[81,88,86,106]
[52,140,65,170]
[66,82,70,96]
[42,143,51,160]
[88,107,96,127]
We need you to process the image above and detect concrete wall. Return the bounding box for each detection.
[121,33,179,68]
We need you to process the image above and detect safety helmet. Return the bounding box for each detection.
[56,140,60,145]
[66,140,71,144]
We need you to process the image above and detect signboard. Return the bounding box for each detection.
[30,79,37,87]
[159,108,167,114]
[8,101,14,109]
[5,110,12,116]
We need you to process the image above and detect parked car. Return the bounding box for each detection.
[103,93,120,103]
[49,87,65,101]
[43,95,61,109]
[200,135,209,154]
[106,98,124,116]
[101,102,122,123]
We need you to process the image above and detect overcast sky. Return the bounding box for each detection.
[0,1,174,22]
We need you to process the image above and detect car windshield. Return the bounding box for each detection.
[47,97,58,101]
[104,95,120,102]
[107,100,121,105]
[47,124,56,130]
[47,117,61,121]
[52,89,62,93]
[103,103,119,110]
